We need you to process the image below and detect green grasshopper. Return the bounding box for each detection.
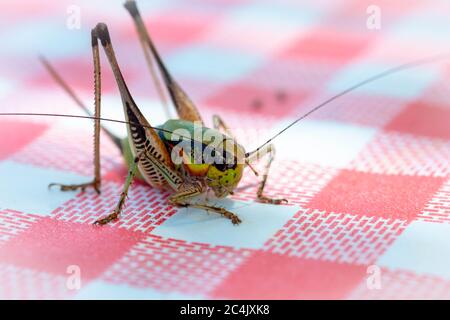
[16,1,448,226]
[40,0,287,226]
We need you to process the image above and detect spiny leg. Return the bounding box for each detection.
[94,155,140,225]
[48,30,103,194]
[123,0,171,119]
[124,0,204,124]
[168,182,241,225]
[246,143,287,204]
[177,202,242,225]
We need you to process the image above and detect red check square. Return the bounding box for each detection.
[29,57,137,95]
[212,251,366,299]
[102,235,253,295]
[349,268,450,299]
[385,101,450,140]
[280,27,374,64]
[0,217,144,280]
[140,11,216,49]
[308,170,445,220]
[0,121,48,160]
[242,58,341,94]
[264,208,407,265]
[204,83,309,118]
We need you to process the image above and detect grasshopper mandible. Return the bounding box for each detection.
[40,0,287,225]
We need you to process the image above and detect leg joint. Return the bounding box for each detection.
[93,23,111,46]
[124,0,139,17]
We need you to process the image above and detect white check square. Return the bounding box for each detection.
[270,119,377,168]
[0,161,88,216]
[152,200,298,249]
[377,221,450,279]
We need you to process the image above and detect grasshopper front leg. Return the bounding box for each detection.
[246,144,288,205]
[168,182,242,225]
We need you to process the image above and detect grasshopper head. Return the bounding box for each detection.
[207,162,244,198]
[206,138,245,198]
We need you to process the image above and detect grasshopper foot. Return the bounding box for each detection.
[49,180,101,194]
[93,211,119,226]
[257,195,288,205]
[231,215,242,225]
[218,207,242,225]
[203,206,241,225]
[171,200,242,225]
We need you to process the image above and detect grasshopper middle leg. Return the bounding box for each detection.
[94,155,140,225]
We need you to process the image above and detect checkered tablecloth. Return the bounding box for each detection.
[1,0,450,299]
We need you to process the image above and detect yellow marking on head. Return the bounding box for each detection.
[185,163,210,176]
[207,163,244,197]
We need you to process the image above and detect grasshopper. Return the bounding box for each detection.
[40,0,287,226]
[7,1,448,226]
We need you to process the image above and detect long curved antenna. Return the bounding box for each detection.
[246,52,450,157]
[0,112,194,142]
[4,53,450,155]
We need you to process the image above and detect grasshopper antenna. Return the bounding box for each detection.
[38,55,123,150]
[0,112,202,143]
[247,52,450,157]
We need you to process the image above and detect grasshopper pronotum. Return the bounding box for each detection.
[2,1,448,225]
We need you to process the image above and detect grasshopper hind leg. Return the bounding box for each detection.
[47,28,104,195]
[49,181,101,194]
